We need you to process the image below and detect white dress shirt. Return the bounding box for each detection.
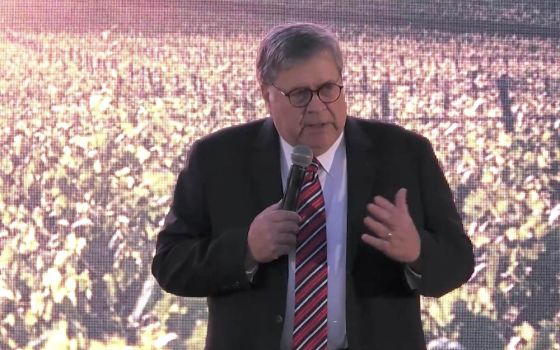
[279,133,348,350]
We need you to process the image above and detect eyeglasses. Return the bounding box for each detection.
[271,81,344,108]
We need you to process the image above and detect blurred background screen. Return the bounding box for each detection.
[0,1,558,349]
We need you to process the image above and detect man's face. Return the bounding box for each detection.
[261,50,347,156]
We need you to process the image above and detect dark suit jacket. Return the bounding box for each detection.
[152,116,475,350]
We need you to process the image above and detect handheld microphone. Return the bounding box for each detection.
[281,144,313,211]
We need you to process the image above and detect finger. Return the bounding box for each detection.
[274,244,293,258]
[263,201,282,213]
[366,203,392,225]
[276,233,297,247]
[361,233,390,252]
[374,195,396,211]
[395,188,408,214]
[276,221,300,235]
[363,216,391,239]
[270,210,302,223]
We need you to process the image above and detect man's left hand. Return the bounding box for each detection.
[361,188,421,270]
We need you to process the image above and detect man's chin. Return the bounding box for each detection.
[300,130,338,155]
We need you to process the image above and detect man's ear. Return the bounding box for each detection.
[260,84,271,109]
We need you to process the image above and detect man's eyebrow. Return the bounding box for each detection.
[285,79,339,92]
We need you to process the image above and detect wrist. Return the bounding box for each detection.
[408,256,422,273]
[245,246,258,269]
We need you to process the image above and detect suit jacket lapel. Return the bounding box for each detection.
[345,117,378,271]
[249,117,289,289]
[250,118,283,209]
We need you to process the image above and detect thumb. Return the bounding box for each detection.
[259,200,282,216]
[268,199,283,210]
[395,188,408,213]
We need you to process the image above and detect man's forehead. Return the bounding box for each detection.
[278,50,338,71]
[274,52,341,88]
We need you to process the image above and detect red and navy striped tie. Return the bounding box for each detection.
[292,158,328,350]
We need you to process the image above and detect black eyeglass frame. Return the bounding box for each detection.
[271,81,344,108]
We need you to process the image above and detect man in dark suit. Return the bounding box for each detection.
[152,22,474,350]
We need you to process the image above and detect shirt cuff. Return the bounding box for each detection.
[404,264,422,290]
[245,263,259,283]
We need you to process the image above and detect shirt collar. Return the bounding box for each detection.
[279,132,344,176]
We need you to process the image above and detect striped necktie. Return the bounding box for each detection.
[292,158,328,350]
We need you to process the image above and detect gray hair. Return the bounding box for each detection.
[256,22,344,85]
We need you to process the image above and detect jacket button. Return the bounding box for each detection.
[233,281,240,288]
[275,315,283,323]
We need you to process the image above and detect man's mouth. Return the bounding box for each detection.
[305,123,328,128]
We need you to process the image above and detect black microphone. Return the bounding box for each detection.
[281,144,313,211]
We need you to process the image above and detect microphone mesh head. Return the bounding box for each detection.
[291,144,313,167]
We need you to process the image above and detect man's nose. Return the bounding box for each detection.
[305,92,326,112]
